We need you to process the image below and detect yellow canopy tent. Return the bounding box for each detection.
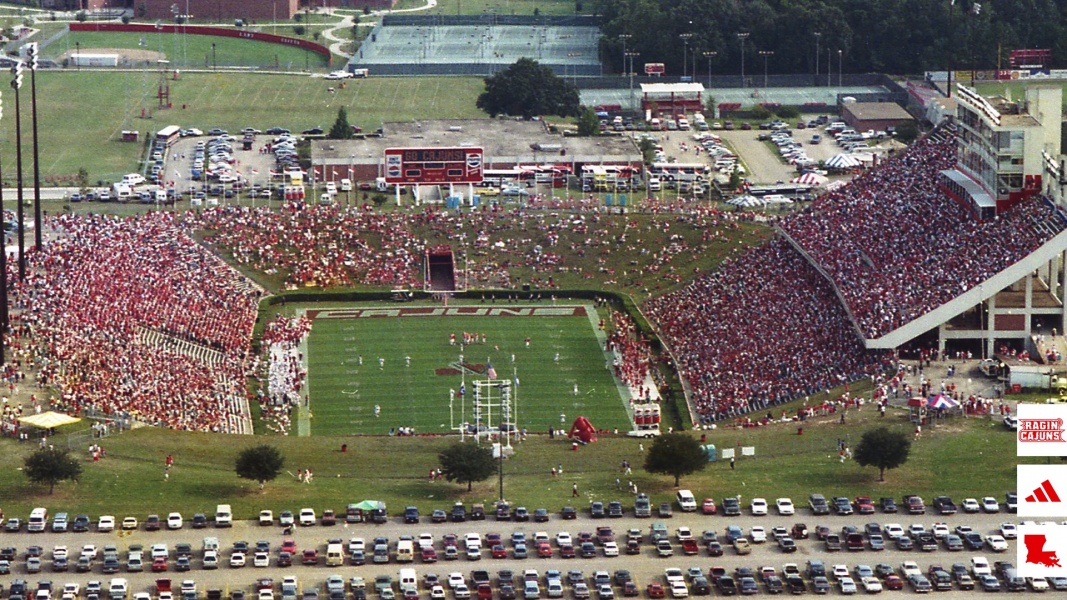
[18,411,81,429]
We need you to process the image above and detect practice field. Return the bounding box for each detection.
[0,72,484,184]
[305,304,634,436]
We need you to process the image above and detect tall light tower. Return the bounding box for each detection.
[737,32,749,87]
[814,31,821,85]
[618,34,630,76]
[625,51,640,111]
[11,61,24,281]
[758,50,774,88]
[27,43,40,252]
[703,50,717,86]
[0,86,7,364]
[838,49,843,87]
[679,32,693,79]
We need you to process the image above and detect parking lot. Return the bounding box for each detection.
[165,135,282,203]
[0,498,1034,599]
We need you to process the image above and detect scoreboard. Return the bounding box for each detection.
[384,147,484,184]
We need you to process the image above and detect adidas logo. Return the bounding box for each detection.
[1026,479,1062,503]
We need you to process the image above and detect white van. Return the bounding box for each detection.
[28,507,48,532]
[325,182,337,195]
[676,490,697,512]
[395,540,414,563]
[325,543,344,567]
[339,178,352,192]
[214,504,232,528]
[121,173,145,186]
[398,568,417,593]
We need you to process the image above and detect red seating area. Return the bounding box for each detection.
[17,212,261,433]
[645,237,891,423]
[779,125,1067,339]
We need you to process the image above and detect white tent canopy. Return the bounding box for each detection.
[826,154,862,169]
[792,172,829,185]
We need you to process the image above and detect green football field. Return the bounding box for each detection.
[305,304,634,436]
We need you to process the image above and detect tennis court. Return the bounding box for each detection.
[580,84,892,112]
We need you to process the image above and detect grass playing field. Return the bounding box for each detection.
[0,71,485,184]
[306,304,634,436]
[52,30,332,69]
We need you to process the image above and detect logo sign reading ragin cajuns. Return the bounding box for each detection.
[1017,405,1067,456]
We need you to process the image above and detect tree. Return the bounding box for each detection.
[328,107,354,140]
[643,433,707,487]
[24,447,82,495]
[775,105,799,120]
[577,107,600,136]
[235,445,285,490]
[895,121,920,144]
[438,441,496,491]
[854,426,912,482]
[636,137,657,164]
[476,58,580,119]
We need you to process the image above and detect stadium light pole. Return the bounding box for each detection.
[28,42,41,252]
[679,32,693,79]
[625,51,639,113]
[618,34,630,77]
[838,49,843,88]
[0,87,7,364]
[11,61,25,282]
[759,50,773,88]
[737,32,749,88]
[703,50,717,87]
[814,32,821,85]
[74,42,80,70]
[212,43,217,71]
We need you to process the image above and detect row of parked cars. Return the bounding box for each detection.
[0,491,1018,538]
[4,555,1055,600]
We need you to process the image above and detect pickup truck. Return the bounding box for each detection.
[470,572,490,588]
[680,540,698,556]
[903,495,926,514]
[932,496,957,515]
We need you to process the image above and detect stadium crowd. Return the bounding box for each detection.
[779,125,1067,338]
[262,314,313,409]
[13,212,261,432]
[605,311,654,396]
[186,200,755,294]
[645,237,891,423]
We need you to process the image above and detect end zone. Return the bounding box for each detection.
[308,306,588,319]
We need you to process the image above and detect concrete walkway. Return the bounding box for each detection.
[320,0,438,61]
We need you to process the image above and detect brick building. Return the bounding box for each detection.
[138,0,395,22]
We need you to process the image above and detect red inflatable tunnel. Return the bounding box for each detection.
[568,416,598,444]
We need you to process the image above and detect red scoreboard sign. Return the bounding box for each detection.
[384,147,484,184]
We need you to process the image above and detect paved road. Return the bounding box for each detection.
[0,507,1029,598]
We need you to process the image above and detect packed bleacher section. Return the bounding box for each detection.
[779,124,1067,339]
[186,203,422,289]
[15,212,261,433]
[645,237,892,424]
[185,202,756,293]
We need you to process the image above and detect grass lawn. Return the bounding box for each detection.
[306,306,630,436]
[0,402,1025,519]
[0,72,485,184]
[53,30,330,70]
